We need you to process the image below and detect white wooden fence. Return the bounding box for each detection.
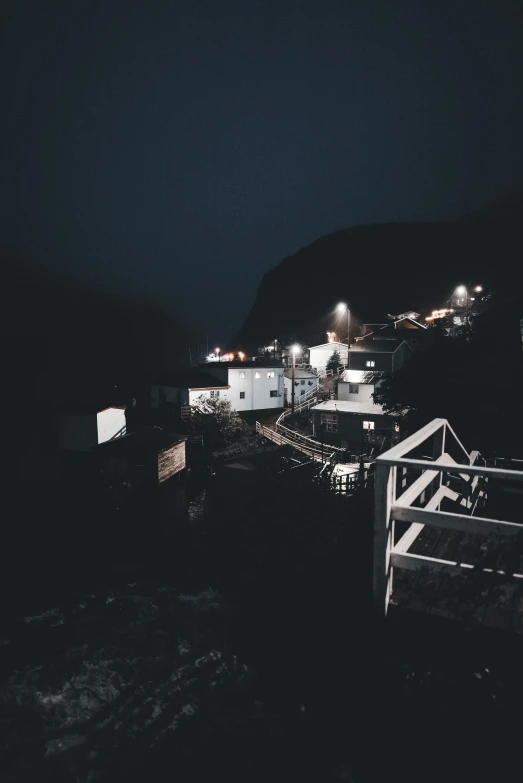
[373,418,523,615]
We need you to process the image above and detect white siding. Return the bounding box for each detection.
[337,381,375,403]
[284,375,319,401]
[97,407,126,444]
[222,367,284,411]
[309,342,348,373]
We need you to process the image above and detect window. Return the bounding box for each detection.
[210,390,220,398]
[158,387,167,406]
[300,380,305,385]
[321,413,338,432]
[267,371,275,378]
[366,361,375,367]
[270,390,278,397]
[300,389,305,395]
[255,371,261,379]
[239,371,245,379]
[348,384,359,394]
[363,421,375,430]
[240,391,245,399]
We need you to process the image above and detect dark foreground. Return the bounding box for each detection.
[2,451,523,782]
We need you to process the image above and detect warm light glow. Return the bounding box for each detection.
[337,302,347,313]
[456,286,467,296]
[474,285,483,292]
[215,347,220,354]
[239,351,245,361]
[425,316,433,321]
[292,344,300,355]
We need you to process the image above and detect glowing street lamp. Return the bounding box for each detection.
[337,302,351,349]
[474,285,483,293]
[215,347,221,362]
[238,351,245,361]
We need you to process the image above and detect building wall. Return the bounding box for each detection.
[203,366,284,411]
[348,351,393,373]
[337,381,375,403]
[56,412,98,452]
[158,441,186,484]
[151,385,180,408]
[309,343,348,372]
[97,407,126,444]
[391,343,412,373]
[284,375,319,401]
[312,409,395,445]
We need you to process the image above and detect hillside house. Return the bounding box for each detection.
[93,427,186,492]
[151,373,230,409]
[337,369,383,403]
[309,341,348,373]
[356,314,430,352]
[204,361,285,411]
[56,401,126,452]
[283,368,319,404]
[347,338,412,373]
[311,399,399,450]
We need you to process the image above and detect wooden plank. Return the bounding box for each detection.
[391,551,523,580]
[382,457,523,483]
[392,504,523,538]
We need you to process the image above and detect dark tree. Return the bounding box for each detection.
[326,350,342,371]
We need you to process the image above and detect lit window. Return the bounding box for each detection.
[363,421,375,430]
[366,361,375,367]
[239,371,245,379]
[240,391,245,399]
[255,371,261,379]
[321,413,338,432]
[348,384,359,394]
[270,390,278,397]
[267,371,275,378]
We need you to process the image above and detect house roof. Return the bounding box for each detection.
[349,339,410,354]
[59,400,126,414]
[154,372,230,390]
[311,400,397,416]
[339,370,383,384]
[309,342,348,351]
[94,426,185,455]
[284,368,319,380]
[200,361,283,369]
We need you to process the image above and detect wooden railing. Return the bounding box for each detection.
[373,418,523,616]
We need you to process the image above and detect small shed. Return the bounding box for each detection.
[93,427,186,491]
[56,400,127,452]
[311,399,399,449]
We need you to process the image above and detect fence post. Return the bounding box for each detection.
[373,461,396,615]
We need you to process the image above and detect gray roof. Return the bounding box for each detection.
[154,372,230,390]
[339,370,383,384]
[284,368,319,380]
[348,339,409,354]
[311,400,397,416]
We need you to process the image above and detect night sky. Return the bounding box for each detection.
[3,0,522,342]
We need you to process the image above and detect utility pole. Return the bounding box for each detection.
[291,346,296,420]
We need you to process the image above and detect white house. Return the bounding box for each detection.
[283,368,319,404]
[204,362,284,411]
[56,401,126,452]
[337,369,383,402]
[309,341,348,373]
[151,373,230,408]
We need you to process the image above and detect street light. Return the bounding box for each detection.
[474,285,483,293]
[215,347,221,362]
[337,302,350,348]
